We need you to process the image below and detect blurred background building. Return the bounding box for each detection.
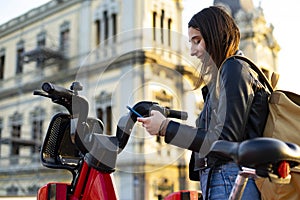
[0,0,279,199]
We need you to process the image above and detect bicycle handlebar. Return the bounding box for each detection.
[42,82,74,100]
[151,105,188,120]
[34,82,90,153]
[129,101,188,119]
[34,82,188,155]
[116,101,188,152]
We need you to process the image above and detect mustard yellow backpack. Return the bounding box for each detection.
[233,55,300,200]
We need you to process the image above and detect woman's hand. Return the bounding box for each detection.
[137,110,166,136]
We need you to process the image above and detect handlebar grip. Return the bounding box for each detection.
[149,104,188,120]
[42,82,74,99]
[166,109,188,120]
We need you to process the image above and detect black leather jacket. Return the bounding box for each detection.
[164,56,269,179]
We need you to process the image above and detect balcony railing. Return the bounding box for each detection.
[0,154,42,173]
[22,46,65,64]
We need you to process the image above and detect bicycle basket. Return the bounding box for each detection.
[41,113,81,171]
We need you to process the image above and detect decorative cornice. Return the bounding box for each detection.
[0,0,81,38]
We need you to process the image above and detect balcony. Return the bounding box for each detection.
[22,46,65,65]
[0,46,68,100]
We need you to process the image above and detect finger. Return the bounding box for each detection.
[137,117,146,123]
[150,110,158,116]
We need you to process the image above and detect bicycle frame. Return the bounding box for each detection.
[38,161,117,200]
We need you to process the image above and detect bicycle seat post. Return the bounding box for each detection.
[229,167,256,200]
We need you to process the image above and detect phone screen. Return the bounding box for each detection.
[126,106,143,118]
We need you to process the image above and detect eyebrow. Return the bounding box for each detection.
[189,35,201,42]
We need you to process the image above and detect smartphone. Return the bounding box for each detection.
[126,105,143,118]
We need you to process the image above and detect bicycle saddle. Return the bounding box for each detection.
[209,138,300,179]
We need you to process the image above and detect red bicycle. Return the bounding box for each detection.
[34,82,300,200]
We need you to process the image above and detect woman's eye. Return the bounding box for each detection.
[194,40,200,45]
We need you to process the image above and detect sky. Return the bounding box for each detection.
[1,0,300,93]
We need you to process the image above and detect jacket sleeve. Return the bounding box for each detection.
[164,58,254,157]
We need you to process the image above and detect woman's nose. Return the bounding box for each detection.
[190,46,196,57]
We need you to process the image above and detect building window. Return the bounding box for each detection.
[0,48,5,80]
[32,120,43,153]
[11,125,21,154]
[104,11,109,43]
[16,40,24,74]
[106,106,112,134]
[168,18,172,46]
[160,9,165,44]
[37,31,46,67]
[97,107,103,120]
[95,19,101,45]
[30,107,45,154]
[60,21,70,56]
[112,13,117,42]
[152,11,157,41]
[6,185,18,196]
[9,112,23,164]
[95,2,119,45]
[96,91,112,135]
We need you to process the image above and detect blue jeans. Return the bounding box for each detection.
[199,162,260,200]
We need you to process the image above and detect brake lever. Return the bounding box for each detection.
[33,90,67,105]
[33,90,51,98]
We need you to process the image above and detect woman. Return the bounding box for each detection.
[138,6,269,200]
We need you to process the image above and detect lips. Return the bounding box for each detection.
[197,54,204,60]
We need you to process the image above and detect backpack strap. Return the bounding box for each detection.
[228,55,276,141]
[230,55,274,93]
[270,72,280,89]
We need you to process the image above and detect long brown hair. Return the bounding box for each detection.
[188,6,240,87]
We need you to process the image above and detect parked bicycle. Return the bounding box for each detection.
[34,82,300,200]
